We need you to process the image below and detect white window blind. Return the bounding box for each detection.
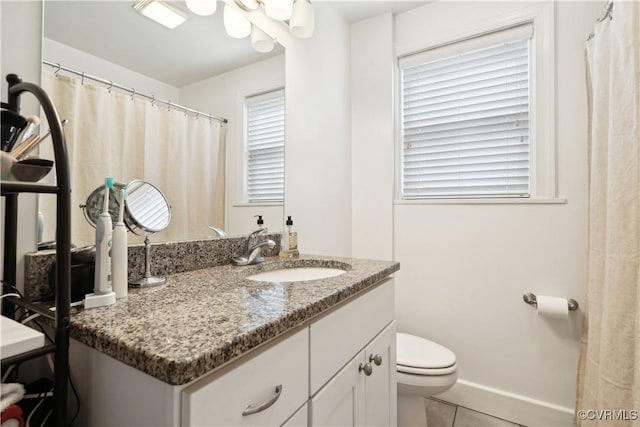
[399,25,532,199]
[246,89,285,203]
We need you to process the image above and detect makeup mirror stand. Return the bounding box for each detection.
[129,235,166,288]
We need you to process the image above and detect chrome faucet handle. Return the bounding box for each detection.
[247,239,276,265]
[247,228,267,249]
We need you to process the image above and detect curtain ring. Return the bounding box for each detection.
[107,81,113,93]
[151,95,155,106]
[131,88,136,101]
[81,72,85,85]
[167,101,172,111]
[54,63,61,76]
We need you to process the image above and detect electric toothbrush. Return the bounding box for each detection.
[84,176,117,309]
[112,188,128,299]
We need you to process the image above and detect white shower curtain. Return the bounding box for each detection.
[578,2,640,424]
[40,72,226,247]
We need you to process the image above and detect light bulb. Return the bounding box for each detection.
[289,0,314,38]
[264,0,293,21]
[223,4,251,38]
[186,0,217,16]
[251,25,275,53]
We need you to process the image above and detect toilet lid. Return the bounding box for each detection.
[397,332,456,369]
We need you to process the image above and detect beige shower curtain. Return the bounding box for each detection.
[578,2,640,425]
[40,72,226,247]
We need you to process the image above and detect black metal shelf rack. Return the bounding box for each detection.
[2,73,71,426]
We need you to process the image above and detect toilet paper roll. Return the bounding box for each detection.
[536,295,569,319]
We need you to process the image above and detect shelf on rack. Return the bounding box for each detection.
[1,315,46,359]
[1,180,59,194]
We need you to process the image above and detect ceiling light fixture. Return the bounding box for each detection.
[223,3,252,38]
[263,0,293,21]
[230,0,314,39]
[181,0,315,52]
[133,0,187,29]
[251,25,275,53]
[185,0,217,16]
[289,0,314,39]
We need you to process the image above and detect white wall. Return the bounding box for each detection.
[1,0,43,292]
[284,3,352,256]
[351,13,394,261]
[351,2,604,425]
[179,55,285,236]
[42,38,179,100]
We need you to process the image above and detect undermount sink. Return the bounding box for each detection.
[246,267,346,283]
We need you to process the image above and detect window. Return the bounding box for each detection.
[399,25,533,199]
[245,89,285,203]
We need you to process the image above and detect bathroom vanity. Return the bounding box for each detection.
[66,256,399,426]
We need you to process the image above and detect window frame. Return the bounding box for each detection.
[242,87,285,205]
[394,3,561,204]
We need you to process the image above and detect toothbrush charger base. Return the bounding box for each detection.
[84,291,116,309]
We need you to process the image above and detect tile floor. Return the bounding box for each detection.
[425,397,526,427]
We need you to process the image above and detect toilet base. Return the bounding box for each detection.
[398,394,428,427]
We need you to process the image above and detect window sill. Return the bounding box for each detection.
[394,197,567,205]
[233,202,284,208]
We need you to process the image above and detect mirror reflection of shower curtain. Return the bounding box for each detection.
[40,72,226,247]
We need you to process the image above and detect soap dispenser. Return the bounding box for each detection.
[279,216,299,258]
[254,215,265,231]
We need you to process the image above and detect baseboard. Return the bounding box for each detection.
[436,379,575,427]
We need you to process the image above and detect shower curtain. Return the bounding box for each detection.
[577,2,640,425]
[40,72,226,247]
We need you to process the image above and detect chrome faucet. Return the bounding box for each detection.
[232,228,276,266]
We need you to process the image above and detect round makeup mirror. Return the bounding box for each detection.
[124,180,171,235]
[81,179,171,288]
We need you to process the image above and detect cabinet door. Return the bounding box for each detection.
[310,350,366,426]
[182,329,308,426]
[282,402,308,427]
[365,321,397,427]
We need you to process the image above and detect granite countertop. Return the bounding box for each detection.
[69,255,399,385]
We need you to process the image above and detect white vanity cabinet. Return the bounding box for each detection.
[69,278,396,427]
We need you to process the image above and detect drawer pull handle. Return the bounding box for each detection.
[369,354,383,366]
[242,385,282,416]
[359,362,373,376]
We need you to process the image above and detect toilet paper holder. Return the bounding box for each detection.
[523,292,579,311]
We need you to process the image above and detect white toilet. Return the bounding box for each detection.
[396,332,458,427]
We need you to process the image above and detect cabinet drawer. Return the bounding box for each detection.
[182,328,309,426]
[309,278,394,394]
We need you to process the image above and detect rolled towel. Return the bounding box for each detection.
[0,383,25,413]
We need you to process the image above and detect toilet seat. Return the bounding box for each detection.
[396,332,457,376]
[397,363,457,376]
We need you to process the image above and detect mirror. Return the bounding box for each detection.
[40,0,286,247]
[125,181,172,235]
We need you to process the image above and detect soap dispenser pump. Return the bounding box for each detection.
[254,215,265,231]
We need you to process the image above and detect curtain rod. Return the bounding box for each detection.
[42,60,228,124]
